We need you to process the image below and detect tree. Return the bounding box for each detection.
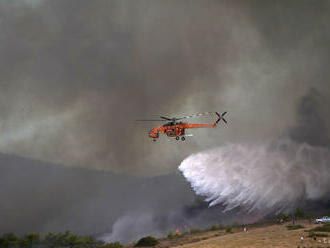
[98,242,123,248]
[135,236,159,247]
[25,233,40,247]
[1,233,18,242]
[0,238,10,248]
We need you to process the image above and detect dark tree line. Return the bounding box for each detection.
[0,232,122,248]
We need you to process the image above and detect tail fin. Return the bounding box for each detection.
[215,111,227,125]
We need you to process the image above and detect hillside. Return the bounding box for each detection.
[128,221,330,248]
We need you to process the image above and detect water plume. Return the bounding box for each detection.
[179,138,330,214]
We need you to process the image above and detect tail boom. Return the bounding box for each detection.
[185,111,227,129]
[185,123,216,129]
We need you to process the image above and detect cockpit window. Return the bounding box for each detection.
[163,122,175,127]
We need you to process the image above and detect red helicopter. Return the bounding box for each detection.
[137,112,227,141]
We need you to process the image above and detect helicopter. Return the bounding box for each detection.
[137,111,227,141]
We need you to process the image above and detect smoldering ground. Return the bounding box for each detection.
[0,0,330,244]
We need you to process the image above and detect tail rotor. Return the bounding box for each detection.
[215,111,227,124]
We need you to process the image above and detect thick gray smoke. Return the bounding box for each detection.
[0,0,330,175]
[179,139,330,214]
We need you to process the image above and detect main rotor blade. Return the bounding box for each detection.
[160,116,173,121]
[136,119,167,121]
[176,112,215,120]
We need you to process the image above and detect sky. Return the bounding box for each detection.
[0,0,330,243]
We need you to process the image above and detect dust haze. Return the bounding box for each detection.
[1,0,330,243]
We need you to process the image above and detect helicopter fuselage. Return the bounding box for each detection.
[148,121,216,140]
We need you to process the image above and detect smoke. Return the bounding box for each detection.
[99,198,246,244]
[0,0,329,175]
[289,88,330,147]
[100,212,161,244]
[0,0,238,175]
[180,139,330,214]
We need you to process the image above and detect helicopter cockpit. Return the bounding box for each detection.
[162,122,175,127]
